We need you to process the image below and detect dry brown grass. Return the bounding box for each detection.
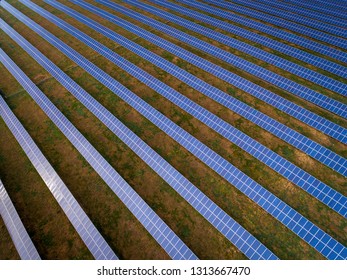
[0,214,20,260]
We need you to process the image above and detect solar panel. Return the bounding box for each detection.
[0,48,196,260]
[49,0,347,173]
[175,0,347,63]
[145,0,347,80]
[253,0,347,28]
[197,0,347,46]
[0,19,277,260]
[0,75,118,261]
[11,2,346,219]
[228,0,347,38]
[4,1,346,260]
[0,178,41,260]
[119,0,347,102]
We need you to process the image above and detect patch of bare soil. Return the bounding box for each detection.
[0,216,20,260]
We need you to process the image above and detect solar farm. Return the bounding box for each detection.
[0,0,346,260]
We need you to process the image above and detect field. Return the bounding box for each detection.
[0,0,346,259]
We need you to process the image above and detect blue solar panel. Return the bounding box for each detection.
[120,0,347,104]
[0,178,41,260]
[50,0,347,172]
[0,46,196,260]
[4,0,347,260]
[175,0,347,63]
[146,0,346,79]
[254,0,347,28]
[226,0,346,38]
[280,0,347,20]
[198,0,347,46]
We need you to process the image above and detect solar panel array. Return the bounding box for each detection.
[175,0,347,63]
[311,0,347,13]
[117,0,347,111]
[0,18,277,260]
[254,0,347,28]
[126,0,347,97]
[202,0,347,47]
[22,0,347,218]
[0,45,196,260]
[280,0,347,20]
[146,0,347,79]
[0,178,40,260]
[0,54,119,261]
[228,0,346,38]
[317,0,347,8]
[3,0,347,260]
[0,0,346,260]
[197,0,346,47]
[50,0,347,175]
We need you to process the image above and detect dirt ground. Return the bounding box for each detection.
[0,215,20,260]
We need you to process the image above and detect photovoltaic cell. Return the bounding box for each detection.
[145,0,347,79]
[0,47,196,260]
[3,1,346,259]
[13,2,346,218]
[175,0,347,63]
[0,178,40,260]
[0,18,277,260]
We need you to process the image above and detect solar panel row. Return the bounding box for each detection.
[198,0,347,47]
[0,46,196,261]
[226,0,346,38]
[280,0,347,20]
[4,1,346,260]
[128,0,347,97]
[0,19,277,260]
[175,0,347,63]
[48,0,347,175]
[146,0,346,79]
[253,0,347,28]
[0,55,119,261]
[29,0,347,217]
[119,0,347,105]
[0,178,40,260]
